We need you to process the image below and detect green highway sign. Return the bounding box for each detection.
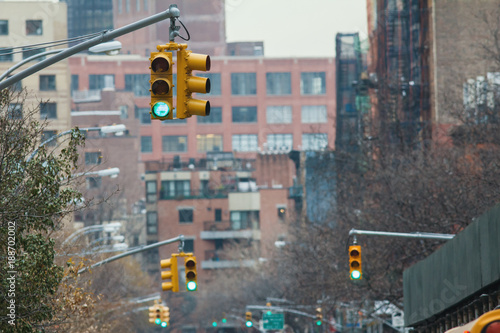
[262,313,284,330]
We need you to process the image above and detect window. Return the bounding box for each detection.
[197,106,222,124]
[300,72,326,95]
[23,47,46,61]
[179,209,193,223]
[118,0,122,13]
[71,75,79,92]
[302,133,328,150]
[230,211,259,230]
[232,134,258,152]
[40,102,57,119]
[162,136,187,152]
[146,211,158,234]
[184,239,194,252]
[197,73,221,95]
[120,105,128,119]
[138,107,151,124]
[266,105,292,124]
[8,77,21,92]
[26,20,42,35]
[0,20,8,35]
[197,134,222,152]
[215,208,222,222]
[39,75,56,91]
[85,152,102,165]
[266,72,291,95]
[144,0,148,11]
[141,136,152,153]
[136,0,141,11]
[89,74,115,90]
[146,180,157,203]
[160,180,191,199]
[0,47,13,62]
[232,106,257,123]
[7,104,22,119]
[42,131,57,147]
[126,0,131,12]
[231,73,256,95]
[86,176,102,189]
[125,74,149,96]
[267,134,293,150]
[302,105,327,123]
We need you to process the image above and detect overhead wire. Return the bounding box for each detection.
[177,19,190,41]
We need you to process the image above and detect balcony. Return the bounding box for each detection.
[72,89,101,103]
[159,188,228,201]
[201,250,257,269]
[200,220,261,240]
[288,185,303,198]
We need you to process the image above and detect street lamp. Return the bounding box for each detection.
[28,124,126,162]
[0,41,122,82]
[71,167,120,179]
[62,222,122,246]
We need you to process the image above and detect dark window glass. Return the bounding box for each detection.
[215,208,222,222]
[266,72,292,95]
[231,73,256,95]
[162,135,187,152]
[0,20,8,35]
[232,106,257,123]
[141,136,152,153]
[85,152,102,165]
[26,20,42,35]
[7,77,22,91]
[22,47,46,61]
[146,211,158,234]
[42,130,57,147]
[86,176,102,189]
[7,104,22,119]
[39,75,56,91]
[139,107,151,124]
[197,106,222,124]
[146,180,157,203]
[179,209,193,223]
[0,47,13,62]
[71,75,79,92]
[197,73,221,96]
[125,74,149,96]
[160,180,191,199]
[300,72,326,95]
[184,239,194,252]
[89,74,114,90]
[40,102,57,119]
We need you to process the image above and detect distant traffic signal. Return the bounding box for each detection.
[150,49,173,120]
[176,47,211,119]
[161,306,170,328]
[444,308,500,333]
[160,256,179,292]
[266,302,272,315]
[184,253,197,291]
[315,307,323,326]
[245,311,253,328]
[212,319,218,327]
[349,245,362,280]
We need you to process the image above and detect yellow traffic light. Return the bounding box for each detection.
[184,253,197,291]
[149,305,162,325]
[444,309,500,333]
[315,307,323,326]
[349,245,362,280]
[160,306,170,328]
[160,256,179,292]
[176,47,211,119]
[245,311,253,328]
[150,50,173,120]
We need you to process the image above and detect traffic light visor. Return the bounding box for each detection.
[187,53,211,71]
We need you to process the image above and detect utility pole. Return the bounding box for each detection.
[0,4,180,91]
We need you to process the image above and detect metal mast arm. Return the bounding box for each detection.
[349,228,455,240]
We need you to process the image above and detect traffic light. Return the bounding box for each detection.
[176,47,211,119]
[315,307,323,326]
[184,253,197,291]
[160,256,179,292]
[444,308,500,333]
[349,245,362,280]
[148,305,162,325]
[160,306,170,328]
[212,319,218,327]
[245,311,253,328]
[150,50,174,120]
[266,302,272,315]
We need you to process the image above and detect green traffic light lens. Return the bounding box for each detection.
[212,322,217,327]
[222,318,227,323]
[155,318,161,325]
[187,281,197,291]
[316,321,322,326]
[246,321,253,328]
[351,270,361,279]
[153,102,170,118]
[161,321,168,327]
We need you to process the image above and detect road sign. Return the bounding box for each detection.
[263,313,284,330]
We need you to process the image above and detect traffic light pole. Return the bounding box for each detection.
[78,235,185,274]
[0,4,181,91]
[348,228,455,240]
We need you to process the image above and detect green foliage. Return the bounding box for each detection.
[0,89,85,332]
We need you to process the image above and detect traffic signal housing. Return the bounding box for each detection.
[150,50,173,120]
[176,47,211,119]
[160,255,179,292]
[349,245,362,280]
[160,306,170,328]
[245,311,253,328]
[444,308,500,333]
[184,253,197,291]
[315,307,323,326]
[149,305,162,325]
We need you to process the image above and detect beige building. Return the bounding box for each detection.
[0,0,71,138]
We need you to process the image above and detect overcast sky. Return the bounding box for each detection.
[225,0,368,58]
